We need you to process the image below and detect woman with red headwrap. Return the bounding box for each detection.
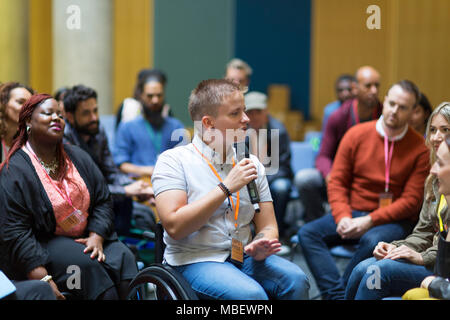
[0,94,138,300]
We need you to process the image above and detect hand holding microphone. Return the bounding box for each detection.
[232,142,261,212]
[222,158,257,194]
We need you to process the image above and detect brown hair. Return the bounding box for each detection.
[0,82,34,139]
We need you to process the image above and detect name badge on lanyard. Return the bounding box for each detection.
[231,237,244,264]
[192,144,243,264]
[379,135,394,208]
[59,209,86,232]
[55,179,86,232]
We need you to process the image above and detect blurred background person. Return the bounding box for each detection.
[0,82,33,161]
[409,92,433,137]
[244,91,293,241]
[113,70,185,178]
[321,74,357,132]
[225,58,252,88]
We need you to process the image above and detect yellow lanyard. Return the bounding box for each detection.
[437,194,447,233]
[192,144,240,228]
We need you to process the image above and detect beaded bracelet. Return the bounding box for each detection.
[218,182,232,197]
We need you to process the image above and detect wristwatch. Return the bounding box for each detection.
[40,275,52,282]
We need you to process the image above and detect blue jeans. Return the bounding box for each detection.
[345,257,433,300]
[298,210,415,300]
[173,254,310,300]
[269,177,292,237]
[294,168,327,222]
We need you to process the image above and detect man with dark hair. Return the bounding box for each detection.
[294,66,383,223]
[297,80,430,300]
[63,85,156,233]
[115,68,170,129]
[113,73,186,178]
[321,74,357,130]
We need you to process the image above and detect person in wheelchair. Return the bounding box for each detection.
[151,79,310,300]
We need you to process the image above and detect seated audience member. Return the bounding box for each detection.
[298,80,430,300]
[0,82,33,160]
[63,85,156,233]
[345,102,450,300]
[244,91,293,239]
[115,69,171,129]
[321,74,356,131]
[224,58,252,88]
[0,94,138,300]
[152,79,310,300]
[114,71,186,178]
[294,66,382,223]
[409,92,433,137]
[54,86,69,105]
[54,86,69,119]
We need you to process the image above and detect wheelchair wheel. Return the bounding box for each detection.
[127,263,198,300]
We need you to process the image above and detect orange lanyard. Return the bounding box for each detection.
[192,144,240,228]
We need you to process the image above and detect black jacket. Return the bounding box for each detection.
[265,116,293,184]
[63,122,133,197]
[0,144,116,279]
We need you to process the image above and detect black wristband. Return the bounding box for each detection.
[218,182,232,197]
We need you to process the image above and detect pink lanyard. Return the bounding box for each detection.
[384,135,394,193]
[25,142,75,208]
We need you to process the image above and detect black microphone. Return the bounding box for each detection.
[234,140,260,213]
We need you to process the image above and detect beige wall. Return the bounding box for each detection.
[113,0,153,111]
[52,0,113,115]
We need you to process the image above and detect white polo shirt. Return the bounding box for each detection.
[151,135,273,266]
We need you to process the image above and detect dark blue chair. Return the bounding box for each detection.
[99,114,116,152]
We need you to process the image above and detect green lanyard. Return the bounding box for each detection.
[144,121,162,155]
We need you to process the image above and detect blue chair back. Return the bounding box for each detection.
[100,115,117,151]
[290,141,316,174]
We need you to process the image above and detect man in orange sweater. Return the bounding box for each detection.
[298,80,430,300]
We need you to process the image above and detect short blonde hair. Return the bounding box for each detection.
[188,79,244,121]
[226,58,253,77]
